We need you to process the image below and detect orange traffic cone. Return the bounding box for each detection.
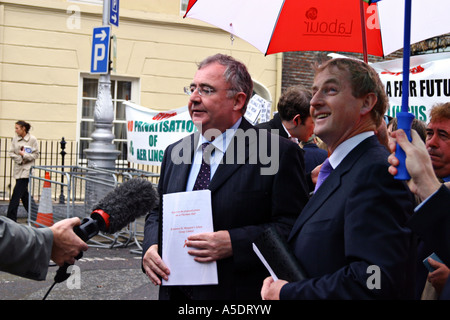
[35,172,54,227]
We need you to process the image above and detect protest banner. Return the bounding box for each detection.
[372,52,450,123]
[125,102,197,166]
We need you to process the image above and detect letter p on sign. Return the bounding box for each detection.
[91,26,111,74]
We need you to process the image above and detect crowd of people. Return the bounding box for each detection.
[1,54,449,300]
[142,54,449,300]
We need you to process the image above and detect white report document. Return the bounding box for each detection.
[162,190,218,286]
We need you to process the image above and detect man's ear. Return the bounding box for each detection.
[360,92,377,116]
[232,92,247,112]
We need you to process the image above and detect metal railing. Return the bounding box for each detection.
[28,165,159,251]
[0,137,160,201]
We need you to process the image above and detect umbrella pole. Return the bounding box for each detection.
[400,0,412,114]
[360,0,368,63]
[394,0,414,180]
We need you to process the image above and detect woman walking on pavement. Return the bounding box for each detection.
[7,120,40,222]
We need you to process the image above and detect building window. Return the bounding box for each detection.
[80,77,136,161]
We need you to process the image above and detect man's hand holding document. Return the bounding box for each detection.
[162,190,218,286]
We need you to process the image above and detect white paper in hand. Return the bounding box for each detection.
[162,190,218,286]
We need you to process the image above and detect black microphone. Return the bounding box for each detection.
[52,178,158,284]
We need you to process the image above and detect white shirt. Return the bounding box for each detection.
[186,118,242,191]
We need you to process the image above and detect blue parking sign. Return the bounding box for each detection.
[110,0,119,27]
[90,26,111,74]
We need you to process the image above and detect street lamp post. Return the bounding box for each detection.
[83,0,120,210]
[84,0,120,169]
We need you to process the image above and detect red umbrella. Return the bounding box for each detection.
[184,0,450,63]
[184,0,384,62]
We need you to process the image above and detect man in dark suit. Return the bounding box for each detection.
[256,113,289,139]
[261,58,416,299]
[257,85,323,191]
[256,85,314,145]
[142,54,309,300]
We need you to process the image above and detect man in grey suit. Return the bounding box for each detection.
[142,54,309,300]
[261,58,417,300]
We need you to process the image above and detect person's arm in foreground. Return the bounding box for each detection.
[0,217,88,280]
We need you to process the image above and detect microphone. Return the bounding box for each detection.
[52,178,158,284]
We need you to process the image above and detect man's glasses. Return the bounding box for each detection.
[184,86,215,96]
[184,85,235,96]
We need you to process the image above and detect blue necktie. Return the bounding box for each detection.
[193,142,212,190]
[314,158,333,193]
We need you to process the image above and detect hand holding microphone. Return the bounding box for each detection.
[50,217,89,266]
[45,178,158,298]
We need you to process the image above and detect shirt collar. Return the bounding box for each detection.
[18,133,30,142]
[197,117,242,153]
[281,122,291,137]
[329,131,374,169]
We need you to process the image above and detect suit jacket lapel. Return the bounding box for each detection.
[166,132,199,193]
[288,167,343,240]
[288,136,376,241]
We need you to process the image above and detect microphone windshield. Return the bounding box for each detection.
[91,178,158,233]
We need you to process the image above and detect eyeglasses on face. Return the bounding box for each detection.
[184,85,235,96]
